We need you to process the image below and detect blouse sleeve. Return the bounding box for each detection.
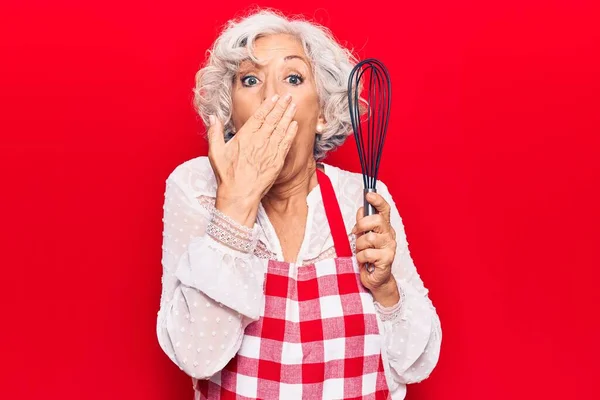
[156,167,266,379]
[374,180,442,389]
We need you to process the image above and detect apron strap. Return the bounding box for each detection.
[316,168,353,257]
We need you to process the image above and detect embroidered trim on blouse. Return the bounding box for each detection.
[198,196,258,254]
[302,245,337,265]
[254,241,277,260]
[197,195,356,263]
[374,285,406,322]
[205,221,258,254]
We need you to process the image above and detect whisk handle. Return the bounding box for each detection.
[363,188,378,274]
[364,188,378,217]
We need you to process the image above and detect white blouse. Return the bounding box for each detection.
[156,156,442,399]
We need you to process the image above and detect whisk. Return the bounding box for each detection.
[348,58,392,273]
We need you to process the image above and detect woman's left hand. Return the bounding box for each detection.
[352,192,399,306]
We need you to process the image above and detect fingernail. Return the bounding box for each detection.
[209,115,216,125]
[290,103,296,111]
[271,94,279,102]
[284,93,292,101]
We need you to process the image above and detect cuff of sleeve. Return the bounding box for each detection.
[374,281,407,322]
[175,234,266,320]
[205,203,261,254]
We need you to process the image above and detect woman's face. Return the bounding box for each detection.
[231,33,324,182]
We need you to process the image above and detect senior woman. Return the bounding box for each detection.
[157,9,441,400]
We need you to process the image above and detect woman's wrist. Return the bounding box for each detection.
[215,187,260,229]
[207,190,260,253]
[371,275,400,307]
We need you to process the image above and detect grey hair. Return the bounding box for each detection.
[193,9,359,161]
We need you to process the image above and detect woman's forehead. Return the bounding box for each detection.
[250,34,307,62]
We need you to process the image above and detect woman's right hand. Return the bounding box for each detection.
[207,93,298,227]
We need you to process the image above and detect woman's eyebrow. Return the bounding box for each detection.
[284,55,309,66]
[239,59,258,68]
[238,55,308,70]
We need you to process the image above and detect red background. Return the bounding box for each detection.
[1,1,599,399]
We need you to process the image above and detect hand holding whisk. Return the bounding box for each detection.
[348,58,392,273]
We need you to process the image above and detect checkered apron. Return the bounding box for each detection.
[196,169,390,399]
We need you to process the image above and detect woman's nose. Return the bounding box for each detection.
[262,81,281,102]
[263,90,278,102]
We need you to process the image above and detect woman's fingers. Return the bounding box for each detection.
[353,193,394,236]
[241,93,294,140]
[355,231,393,252]
[260,93,294,136]
[276,120,298,161]
[365,192,391,222]
[207,115,224,153]
[356,247,395,268]
[245,95,280,133]
[352,213,390,235]
[271,101,297,142]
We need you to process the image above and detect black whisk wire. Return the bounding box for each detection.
[348,58,392,273]
[349,58,391,190]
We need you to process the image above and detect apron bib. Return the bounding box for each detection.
[197,169,390,399]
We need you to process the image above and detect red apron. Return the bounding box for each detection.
[197,169,390,399]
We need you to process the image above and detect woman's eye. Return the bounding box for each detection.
[241,75,259,87]
[286,74,304,86]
